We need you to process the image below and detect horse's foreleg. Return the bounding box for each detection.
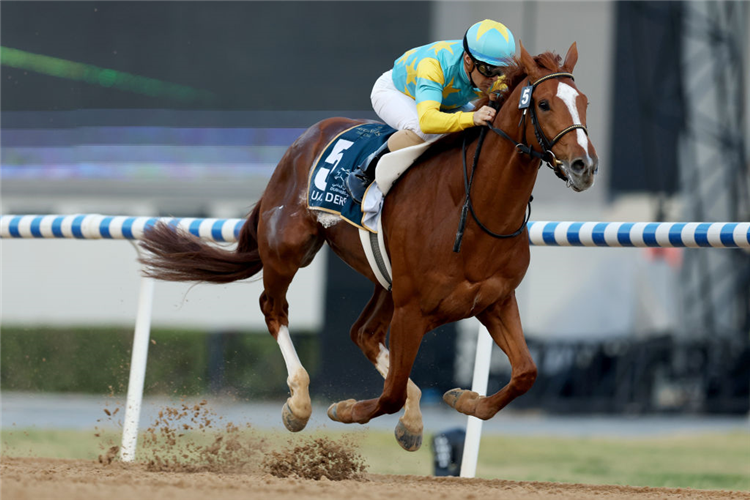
[443,292,537,420]
[328,306,424,442]
[337,287,423,451]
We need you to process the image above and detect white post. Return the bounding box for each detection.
[459,323,493,478]
[120,273,155,462]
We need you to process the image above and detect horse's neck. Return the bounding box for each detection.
[468,108,540,233]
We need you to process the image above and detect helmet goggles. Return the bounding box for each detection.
[474,60,504,78]
[462,35,505,78]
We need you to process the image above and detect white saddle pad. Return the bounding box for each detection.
[361,141,432,231]
[375,141,432,195]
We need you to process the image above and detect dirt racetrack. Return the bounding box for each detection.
[2,456,748,500]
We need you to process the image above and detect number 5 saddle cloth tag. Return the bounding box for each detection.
[307,122,395,230]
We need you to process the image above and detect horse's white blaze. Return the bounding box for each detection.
[556,83,592,164]
[277,325,303,374]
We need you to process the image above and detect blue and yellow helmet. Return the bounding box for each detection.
[463,19,516,67]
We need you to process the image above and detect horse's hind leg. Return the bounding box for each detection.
[373,345,425,452]
[327,302,426,448]
[261,271,315,432]
[257,204,323,432]
[335,287,424,451]
[443,291,537,420]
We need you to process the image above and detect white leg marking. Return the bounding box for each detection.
[278,325,303,374]
[277,326,311,419]
[556,83,593,163]
[377,343,422,432]
[376,343,390,378]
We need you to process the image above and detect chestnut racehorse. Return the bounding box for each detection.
[139,42,598,451]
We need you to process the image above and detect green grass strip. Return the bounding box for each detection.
[2,428,748,490]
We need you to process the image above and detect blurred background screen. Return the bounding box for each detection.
[1,1,748,420]
[1,1,425,186]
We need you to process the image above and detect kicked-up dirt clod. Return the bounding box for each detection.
[262,436,368,481]
[140,400,265,473]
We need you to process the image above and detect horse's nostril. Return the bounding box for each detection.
[570,159,586,174]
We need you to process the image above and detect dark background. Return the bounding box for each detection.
[2,1,429,111]
[609,2,684,196]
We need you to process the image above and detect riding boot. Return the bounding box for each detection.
[346,141,390,204]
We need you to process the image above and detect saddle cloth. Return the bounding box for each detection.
[308,123,394,231]
[307,122,432,289]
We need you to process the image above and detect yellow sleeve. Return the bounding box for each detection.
[414,58,476,134]
[416,100,475,134]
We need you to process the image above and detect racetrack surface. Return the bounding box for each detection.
[2,456,747,500]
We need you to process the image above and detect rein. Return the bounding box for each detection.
[452,127,532,253]
[452,71,587,253]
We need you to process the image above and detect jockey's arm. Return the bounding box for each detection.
[414,59,475,135]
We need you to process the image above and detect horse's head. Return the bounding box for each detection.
[510,41,599,192]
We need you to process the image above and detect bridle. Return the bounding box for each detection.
[453,71,588,252]
[488,72,588,184]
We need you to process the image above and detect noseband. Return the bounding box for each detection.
[453,72,588,253]
[488,72,588,184]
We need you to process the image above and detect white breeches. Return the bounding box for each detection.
[371,70,473,143]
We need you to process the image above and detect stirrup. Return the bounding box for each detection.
[345,141,389,204]
[346,168,372,204]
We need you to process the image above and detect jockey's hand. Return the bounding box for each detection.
[473,105,496,126]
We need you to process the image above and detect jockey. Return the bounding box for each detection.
[346,19,517,203]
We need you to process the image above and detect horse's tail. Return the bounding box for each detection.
[139,202,263,284]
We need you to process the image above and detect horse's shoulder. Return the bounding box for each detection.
[411,128,480,167]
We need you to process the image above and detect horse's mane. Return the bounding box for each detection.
[412,51,564,165]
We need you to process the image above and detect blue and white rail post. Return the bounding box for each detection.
[2,216,748,468]
[120,254,155,462]
[459,323,494,478]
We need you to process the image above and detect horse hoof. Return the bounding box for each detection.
[282,401,309,432]
[327,399,357,423]
[442,388,465,409]
[327,402,340,422]
[394,420,422,452]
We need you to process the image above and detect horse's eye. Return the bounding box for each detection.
[539,100,550,111]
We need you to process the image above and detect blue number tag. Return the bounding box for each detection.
[518,86,533,109]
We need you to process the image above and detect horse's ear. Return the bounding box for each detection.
[563,42,578,73]
[519,41,540,80]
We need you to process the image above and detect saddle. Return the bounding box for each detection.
[307,123,431,290]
